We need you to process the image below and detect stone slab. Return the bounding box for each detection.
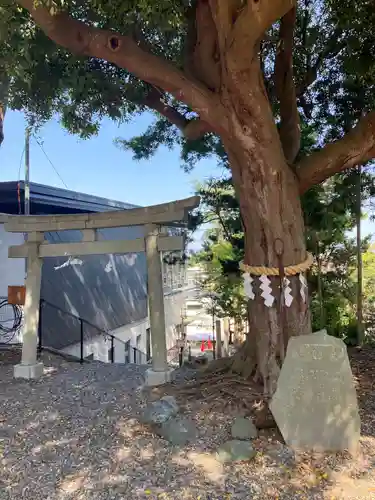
[144,368,174,386]
[159,417,197,446]
[14,362,44,380]
[141,396,179,425]
[216,440,256,463]
[270,330,360,453]
[231,417,258,440]
[160,395,179,413]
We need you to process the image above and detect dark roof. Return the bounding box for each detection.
[0,181,147,350]
[0,181,138,215]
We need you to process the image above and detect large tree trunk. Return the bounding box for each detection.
[222,71,311,395]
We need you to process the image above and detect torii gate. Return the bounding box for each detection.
[5,195,200,385]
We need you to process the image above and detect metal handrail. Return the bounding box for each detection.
[38,299,149,364]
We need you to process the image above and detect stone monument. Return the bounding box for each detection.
[270,329,360,453]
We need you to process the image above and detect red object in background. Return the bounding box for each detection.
[207,339,212,350]
[200,341,205,352]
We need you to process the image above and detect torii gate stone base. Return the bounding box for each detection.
[5,196,200,386]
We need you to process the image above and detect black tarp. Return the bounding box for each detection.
[40,226,148,350]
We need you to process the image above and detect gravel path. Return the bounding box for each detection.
[1,350,375,499]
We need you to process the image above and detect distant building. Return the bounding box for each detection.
[184,266,217,341]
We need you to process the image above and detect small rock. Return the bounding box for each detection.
[231,417,258,440]
[159,417,197,446]
[216,440,257,464]
[160,395,179,412]
[141,396,179,425]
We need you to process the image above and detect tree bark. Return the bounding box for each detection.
[220,70,311,395]
[274,7,301,163]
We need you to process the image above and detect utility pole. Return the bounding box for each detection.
[356,165,364,346]
[211,298,216,359]
[25,127,30,216]
[314,232,325,330]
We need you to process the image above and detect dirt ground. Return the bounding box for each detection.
[147,346,375,499]
[0,346,375,499]
[263,346,375,499]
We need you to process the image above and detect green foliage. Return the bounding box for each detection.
[189,177,246,323]
[0,0,186,135]
[361,246,375,340]
[1,0,374,154]
[309,238,360,344]
[192,166,375,343]
[191,236,247,324]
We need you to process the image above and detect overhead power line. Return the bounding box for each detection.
[34,136,69,189]
[18,145,25,181]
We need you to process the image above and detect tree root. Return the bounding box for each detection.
[202,356,233,374]
[230,343,257,380]
[153,363,270,417]
[148,350,277,429]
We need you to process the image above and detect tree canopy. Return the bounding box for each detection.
[1,0,375,185]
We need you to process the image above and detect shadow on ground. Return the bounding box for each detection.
[0,349,375,499]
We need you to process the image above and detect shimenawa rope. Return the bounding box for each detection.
[240,252,314,277]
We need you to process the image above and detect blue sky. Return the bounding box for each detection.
[0,109,373,244]
[0,110,222,206]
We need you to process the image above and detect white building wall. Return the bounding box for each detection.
[60,286,197,364]
[0,223,25,296]
[184,266,215,340]
[61,335,110,362]
[0,222,25,344]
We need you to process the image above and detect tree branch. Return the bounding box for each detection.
[206,1,243,80]
[17,0,226,130]
[208,0,238,50]
[274,7,300,163]
[215,209,237,247]
[186,0,221,91]
[229,0,296,68]
[297,112,375,193]
[143,87,212,140]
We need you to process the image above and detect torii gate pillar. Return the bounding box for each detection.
[144,225,173,386]
[14,232,44,379]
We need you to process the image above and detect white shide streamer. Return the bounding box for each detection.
[283,277,293,307]
[243,273,255,300]
[299,274,307,303]
[259,274,274,307]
